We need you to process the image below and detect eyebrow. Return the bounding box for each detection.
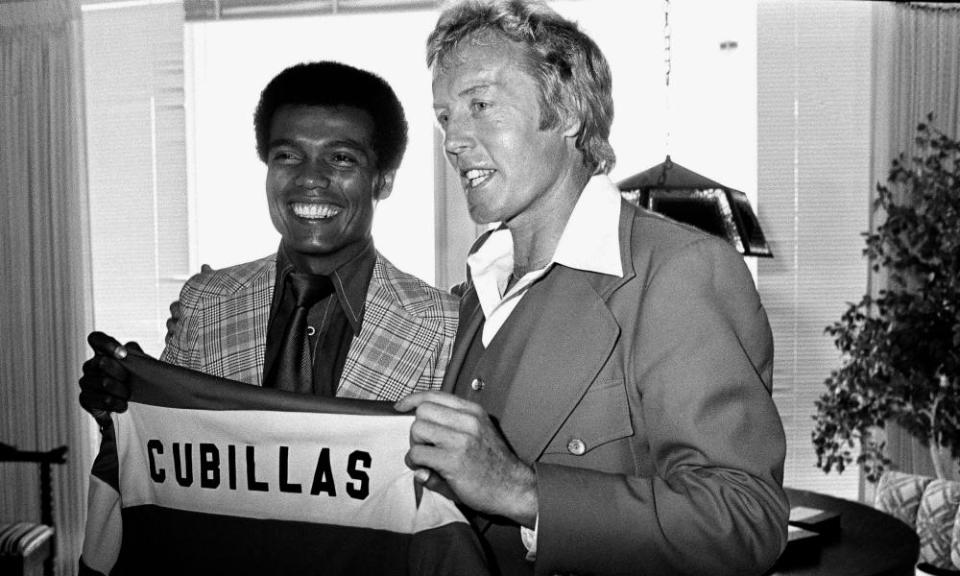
[433,83,494,111]
[267,138,370,154]
[267,138,300,151]
[459,84,493,98]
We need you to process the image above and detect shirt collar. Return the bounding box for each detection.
[467,173,624,286]
[275,240,375,332]
[552,174,624,277]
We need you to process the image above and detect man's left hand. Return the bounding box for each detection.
[394,391,538,528]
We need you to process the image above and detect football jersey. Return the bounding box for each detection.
[79,352,489,576]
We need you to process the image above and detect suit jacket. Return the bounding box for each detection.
[444,202,789,576]
[160,252,458,402]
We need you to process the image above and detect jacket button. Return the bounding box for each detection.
[566,438,586,455]
[470,378,484,392]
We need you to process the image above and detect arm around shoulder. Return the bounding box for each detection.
[158,265,214,368]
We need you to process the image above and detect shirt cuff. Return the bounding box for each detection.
[520,514,539,561]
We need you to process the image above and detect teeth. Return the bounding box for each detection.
[463,169,494,188]
[291,203,340,219]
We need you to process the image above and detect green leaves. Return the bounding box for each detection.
[813,116,960,482]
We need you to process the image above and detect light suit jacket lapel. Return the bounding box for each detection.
[444,204,637,463]
[496,268,622,462]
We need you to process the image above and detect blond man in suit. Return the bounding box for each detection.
[81,61,457,412]
[395,2,789,575]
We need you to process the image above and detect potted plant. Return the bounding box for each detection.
[812,115,960,483]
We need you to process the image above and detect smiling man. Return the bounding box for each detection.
[394,2,789,575]
[81,61,458,408]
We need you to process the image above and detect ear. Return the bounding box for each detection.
[374,170,396,201]
[561,111,582,139]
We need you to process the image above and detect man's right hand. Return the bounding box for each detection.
[78,331,141,426]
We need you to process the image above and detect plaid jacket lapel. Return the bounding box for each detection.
[161,255,275,385]
[337,255,458,401]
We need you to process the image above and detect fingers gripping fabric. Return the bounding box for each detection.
[80,353,489,576]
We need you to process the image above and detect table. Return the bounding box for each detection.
[769,487,920,576]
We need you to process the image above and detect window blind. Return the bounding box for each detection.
[757,0,875,499]
[185,0,436,21]
[82,1,189,357]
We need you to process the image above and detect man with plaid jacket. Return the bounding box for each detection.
[80,61,458,411]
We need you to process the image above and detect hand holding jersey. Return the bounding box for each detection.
[395,391,537,528]
[80,350,488,576]
[79,332,136,423]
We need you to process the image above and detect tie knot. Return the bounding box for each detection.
[289,273,334,308]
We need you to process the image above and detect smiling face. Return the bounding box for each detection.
[432,36,580,229]
[265,104,393,273]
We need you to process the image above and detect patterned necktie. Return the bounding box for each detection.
[269,272,334,393]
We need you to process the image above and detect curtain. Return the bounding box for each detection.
[872,2,960,482]
[0,0,94,573]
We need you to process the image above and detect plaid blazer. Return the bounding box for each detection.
[159,252,458,401]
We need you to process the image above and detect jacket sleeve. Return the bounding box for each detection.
[534,238,788,576]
